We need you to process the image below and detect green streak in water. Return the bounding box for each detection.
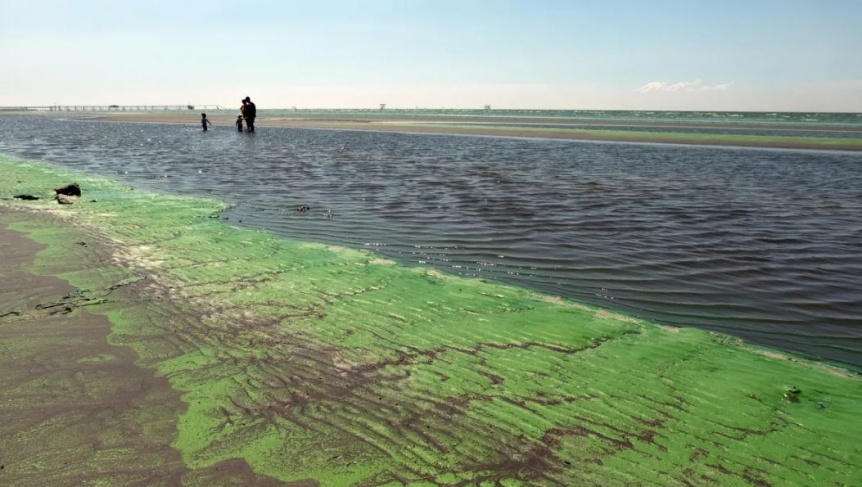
[2,155,861,486]
[409,123,862,148]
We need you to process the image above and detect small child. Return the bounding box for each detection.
[201,113,212,131]
[236,115,244,132]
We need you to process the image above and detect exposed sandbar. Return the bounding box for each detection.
[56,111,862,151]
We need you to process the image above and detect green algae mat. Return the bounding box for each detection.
[394,122,862,150]
[1,155,861,486]
[378,122,862,151]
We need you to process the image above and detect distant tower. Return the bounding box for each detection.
[380,103,386,111]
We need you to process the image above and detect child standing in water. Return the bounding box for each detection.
[236,115,244,132]
[201,113,212,131]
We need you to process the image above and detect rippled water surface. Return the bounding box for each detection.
[2,115,861,369]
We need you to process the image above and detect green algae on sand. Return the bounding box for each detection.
[1,155,861,486]
[397,122,862,150]
[0,211,296,486]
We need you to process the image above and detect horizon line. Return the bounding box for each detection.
[2,105,862,115]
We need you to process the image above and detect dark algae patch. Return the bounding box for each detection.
[2,156,861,485]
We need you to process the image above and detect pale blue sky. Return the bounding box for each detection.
[2,0,860,110]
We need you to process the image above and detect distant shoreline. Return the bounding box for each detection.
[7,111,862,151]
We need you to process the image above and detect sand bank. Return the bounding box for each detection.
[62,111,862,151]
[2,156,861,485]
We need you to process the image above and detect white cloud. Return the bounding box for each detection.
[635,80,734,93]
[701,82,735,91]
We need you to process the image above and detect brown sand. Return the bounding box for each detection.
[0,207,297,486]
[69,112,862,151]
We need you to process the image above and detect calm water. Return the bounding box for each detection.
[2,115,861,369]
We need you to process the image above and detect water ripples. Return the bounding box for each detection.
[1,115,861,369]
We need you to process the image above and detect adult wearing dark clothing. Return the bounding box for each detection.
[244,96,256,132]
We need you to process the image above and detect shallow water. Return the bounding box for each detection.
[403,121,862,139]
[2,115,861,369]
[200,107,862,126]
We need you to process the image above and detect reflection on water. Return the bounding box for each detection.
[1,115,861,369]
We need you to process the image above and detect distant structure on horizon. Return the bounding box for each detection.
[0,104,221,112]
[380,103,386,110]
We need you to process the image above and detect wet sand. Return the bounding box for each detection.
[67,112,862,151]
[0,207,299,486]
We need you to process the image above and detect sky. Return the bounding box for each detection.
[1,0,861,111]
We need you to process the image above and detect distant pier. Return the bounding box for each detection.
[0,105,223,112]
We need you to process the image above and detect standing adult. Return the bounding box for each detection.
[243,96,256,133]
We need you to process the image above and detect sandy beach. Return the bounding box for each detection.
[62,111,862,151]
